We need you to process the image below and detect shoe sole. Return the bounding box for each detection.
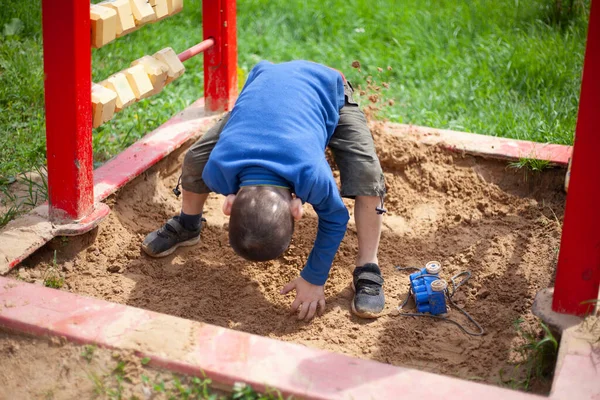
[141,236,201,258]
[351,282,383,319]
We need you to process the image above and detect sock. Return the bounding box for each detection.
[179,211,202,231]
[357,263,381,275]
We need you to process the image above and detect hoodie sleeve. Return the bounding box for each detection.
[300,164,349,285]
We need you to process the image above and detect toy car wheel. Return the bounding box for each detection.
[425,261,442,274]
[431,279,448,292]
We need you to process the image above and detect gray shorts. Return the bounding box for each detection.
[181,82,386,199]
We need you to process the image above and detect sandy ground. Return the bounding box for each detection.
[0,328,114,399]
[9,125,566,392]
[0,328,230,400]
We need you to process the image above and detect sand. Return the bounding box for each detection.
[11,125,566,391]
[0,328,230,399]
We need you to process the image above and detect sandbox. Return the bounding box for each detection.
[8,122,567,392]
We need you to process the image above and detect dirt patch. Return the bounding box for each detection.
[12,127,566,392]
[0,329,180,399]
[0,329,108,399]
[0,328,247,399]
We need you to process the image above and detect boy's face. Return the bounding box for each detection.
[222,193,303,221]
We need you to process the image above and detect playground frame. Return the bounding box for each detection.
[0,0,598,397]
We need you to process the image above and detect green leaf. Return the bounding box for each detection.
[141,357,151,365]
[153,381,166,392]
[3,18,24,37]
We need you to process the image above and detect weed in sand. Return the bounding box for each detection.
[0,184,21,229]
[509,157,552,172]
[508,157,552,182]
[0,165,48,228]
[537,202,562,231]
[500,318,558,391]
[88,355,288,400]
[19,165,48,208]
[43,251,65,289]
[579,306,600,345]
[581,299,600,318]
[0,203,20,229]
[231,382,287,400]
[107,372,125,399]
[81,345,97,364]
[87,370,107,397]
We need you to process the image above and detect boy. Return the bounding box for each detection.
[142,60,386,321]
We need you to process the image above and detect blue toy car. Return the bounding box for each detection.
[409,261,448,315]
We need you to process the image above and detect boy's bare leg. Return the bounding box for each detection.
[354,195,382,266]
[352,195,384,318]
[182,190,209,215]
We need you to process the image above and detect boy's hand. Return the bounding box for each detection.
[280,277,326,321]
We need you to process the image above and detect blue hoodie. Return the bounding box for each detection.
[202,60,349,286]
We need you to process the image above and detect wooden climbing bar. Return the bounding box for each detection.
[178,38,215,62]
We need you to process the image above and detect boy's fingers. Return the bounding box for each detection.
[297,302,309,320]
[305,301,318,321]
[280,281,295,295]
[318,299,326,316]
[290,297,302,314]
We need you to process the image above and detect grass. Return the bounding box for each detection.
[144,377,289,400]
[500,317,559,391]
[81,345,97,364]
[508,156,552,180]
[43,250,65,289]
[0,0,590,182]
[509,157,552,172]
[0,165,48,229]
[581,298,600,317]
[0,198,20,228]
[19,165,48,207]
[85,352,289,400]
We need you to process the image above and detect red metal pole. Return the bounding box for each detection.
[203,0,238,112]
[178,38,215,63]
[42,0,94,222]
[553,0,600,315]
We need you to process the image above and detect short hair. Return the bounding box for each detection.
[229,186,294,262]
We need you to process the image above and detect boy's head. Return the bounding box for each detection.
[223,186,303,262]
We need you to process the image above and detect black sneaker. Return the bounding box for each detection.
[352,263,385,318]
[141,216,203,258]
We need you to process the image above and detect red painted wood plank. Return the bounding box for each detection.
[385,123,572,166]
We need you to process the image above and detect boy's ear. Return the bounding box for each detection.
[222,194,236,215]
[290,198,303,221]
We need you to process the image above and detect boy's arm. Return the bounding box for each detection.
[280,173,348,321]
[300,173,349,285]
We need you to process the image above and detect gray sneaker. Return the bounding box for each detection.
[352,263,385,318]
[141,216,203,257]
